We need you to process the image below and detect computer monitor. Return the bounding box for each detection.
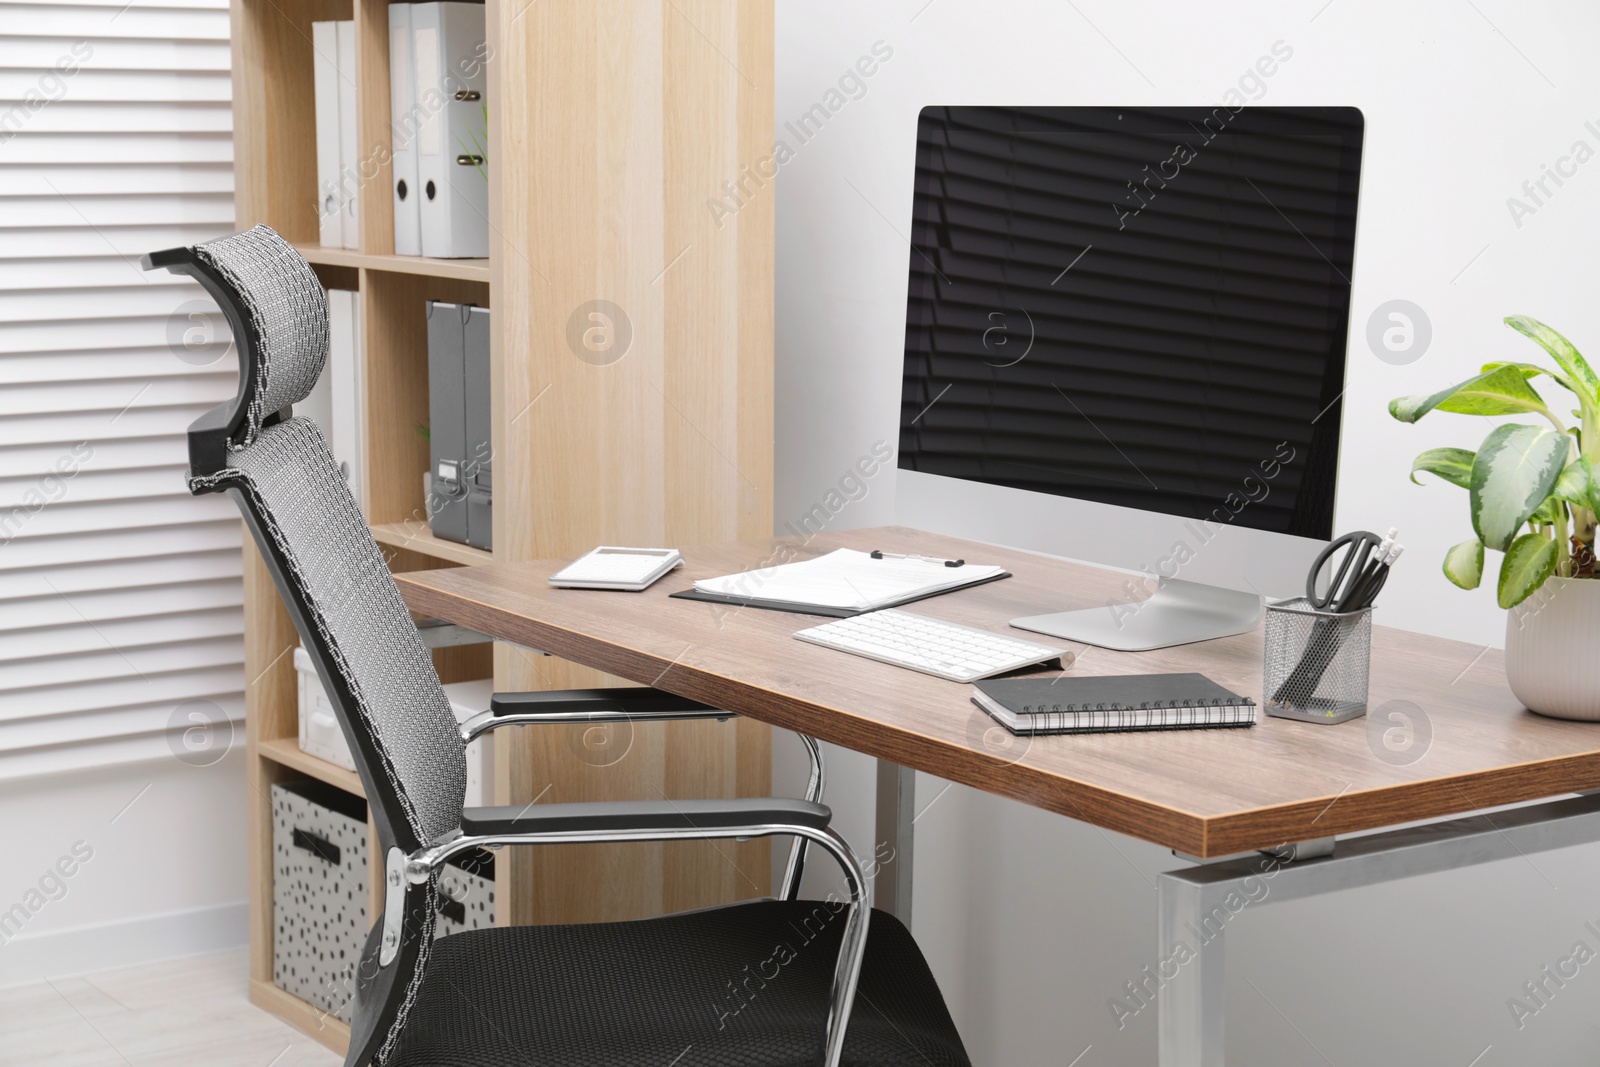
[896,105,1364,649]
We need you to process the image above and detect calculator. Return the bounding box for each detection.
[548,547,683,591]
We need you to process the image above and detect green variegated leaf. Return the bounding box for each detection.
[1442,539,1484,590]
[1506,316,1600,410]
[1530,497,1563,526]
[1469,424,1569,551]
[1409,447,1475,488]
[1389,365,1549,424]
[1498,532,1558,609]
[1552,456,1594,511]
[1482,360,1578,395]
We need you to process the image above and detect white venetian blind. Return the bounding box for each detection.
[0,0,241,775]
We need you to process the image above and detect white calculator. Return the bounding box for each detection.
[548,547,683,591]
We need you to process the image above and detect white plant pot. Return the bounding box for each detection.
[1505,576,1600,720]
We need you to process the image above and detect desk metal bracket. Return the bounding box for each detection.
[1260,836,1335,863]
[1172,835,1336,867]
[1157,792,1600,1066]
[414,617,548,655]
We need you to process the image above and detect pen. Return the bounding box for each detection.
[1339,543,1402,613]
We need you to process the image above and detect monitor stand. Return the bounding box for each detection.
[1011,577,1263,652]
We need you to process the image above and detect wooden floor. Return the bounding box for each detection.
[1,948,340,1067]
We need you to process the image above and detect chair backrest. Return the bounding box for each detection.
[147,225,465,1065]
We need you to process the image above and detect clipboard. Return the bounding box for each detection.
[667,570,1013,618]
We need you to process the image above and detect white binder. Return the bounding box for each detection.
[388,3,421,256]
[297,338,333,439]
[327,289,366,514]
[335,20,360,249]
[311,21,342,248]
[413,2,488,259]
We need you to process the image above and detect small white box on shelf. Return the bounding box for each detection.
[295,647,493,804]
[444,676,494,807]
[295,645,356,772]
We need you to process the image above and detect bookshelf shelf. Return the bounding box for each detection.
[296,244,491,283]
[258,737,365,798]
[232,0,774,1053]
[371,520,492,566]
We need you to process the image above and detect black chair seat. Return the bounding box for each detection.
[386,900,971,1067]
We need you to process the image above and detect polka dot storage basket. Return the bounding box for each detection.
[271,780,369,1021]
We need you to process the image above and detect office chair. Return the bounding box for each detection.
[145,225,970,1067]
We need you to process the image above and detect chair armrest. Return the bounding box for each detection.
[462,688,735,742]
[460,797,831,837]
[469,690,825,903]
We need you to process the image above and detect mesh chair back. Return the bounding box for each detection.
[224,417,469,846]
[181,225,468,849]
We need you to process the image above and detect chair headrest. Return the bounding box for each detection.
[188,225,330,446]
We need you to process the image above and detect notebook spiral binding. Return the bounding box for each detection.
[1016,698,1255,734]
[1020,697,1250,714]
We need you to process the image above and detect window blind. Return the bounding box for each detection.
[0,0,240,776]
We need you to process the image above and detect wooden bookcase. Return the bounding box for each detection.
[228,0,774,1052]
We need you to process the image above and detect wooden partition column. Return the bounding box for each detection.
[489,0,776,926]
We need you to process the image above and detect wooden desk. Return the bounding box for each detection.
[398,524,1600,1066]
[396,525,1600,858]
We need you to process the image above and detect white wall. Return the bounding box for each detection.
[774,1,1600,1063]
[0,756,246,985]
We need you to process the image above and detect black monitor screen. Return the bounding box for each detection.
[898,106,1363,540]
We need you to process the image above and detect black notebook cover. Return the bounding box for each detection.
[973,673,1256,735]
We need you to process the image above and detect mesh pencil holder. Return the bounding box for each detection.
[1262,597,1373,724]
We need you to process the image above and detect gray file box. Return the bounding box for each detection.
[427,300,492,548]
[463,304,493,549]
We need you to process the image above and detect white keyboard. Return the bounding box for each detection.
[794,609,1071,683]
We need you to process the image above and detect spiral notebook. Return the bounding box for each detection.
[972,673,1256,735]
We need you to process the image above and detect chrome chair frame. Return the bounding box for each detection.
[460,707,826,901]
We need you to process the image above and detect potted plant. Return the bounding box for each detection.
[1391,316,1600,719]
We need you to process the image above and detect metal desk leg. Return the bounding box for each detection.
[1158,874,1227,1066]
[1156,792,1600,1066]
[875,760,916,922]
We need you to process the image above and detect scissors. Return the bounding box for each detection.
[1306,530,1387,611]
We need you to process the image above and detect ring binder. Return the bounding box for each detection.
[414,1,489,258]
[389,2,422,255]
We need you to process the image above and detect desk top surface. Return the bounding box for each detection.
[396,526,1600,856]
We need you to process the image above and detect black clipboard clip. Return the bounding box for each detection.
[870,549,965,567]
